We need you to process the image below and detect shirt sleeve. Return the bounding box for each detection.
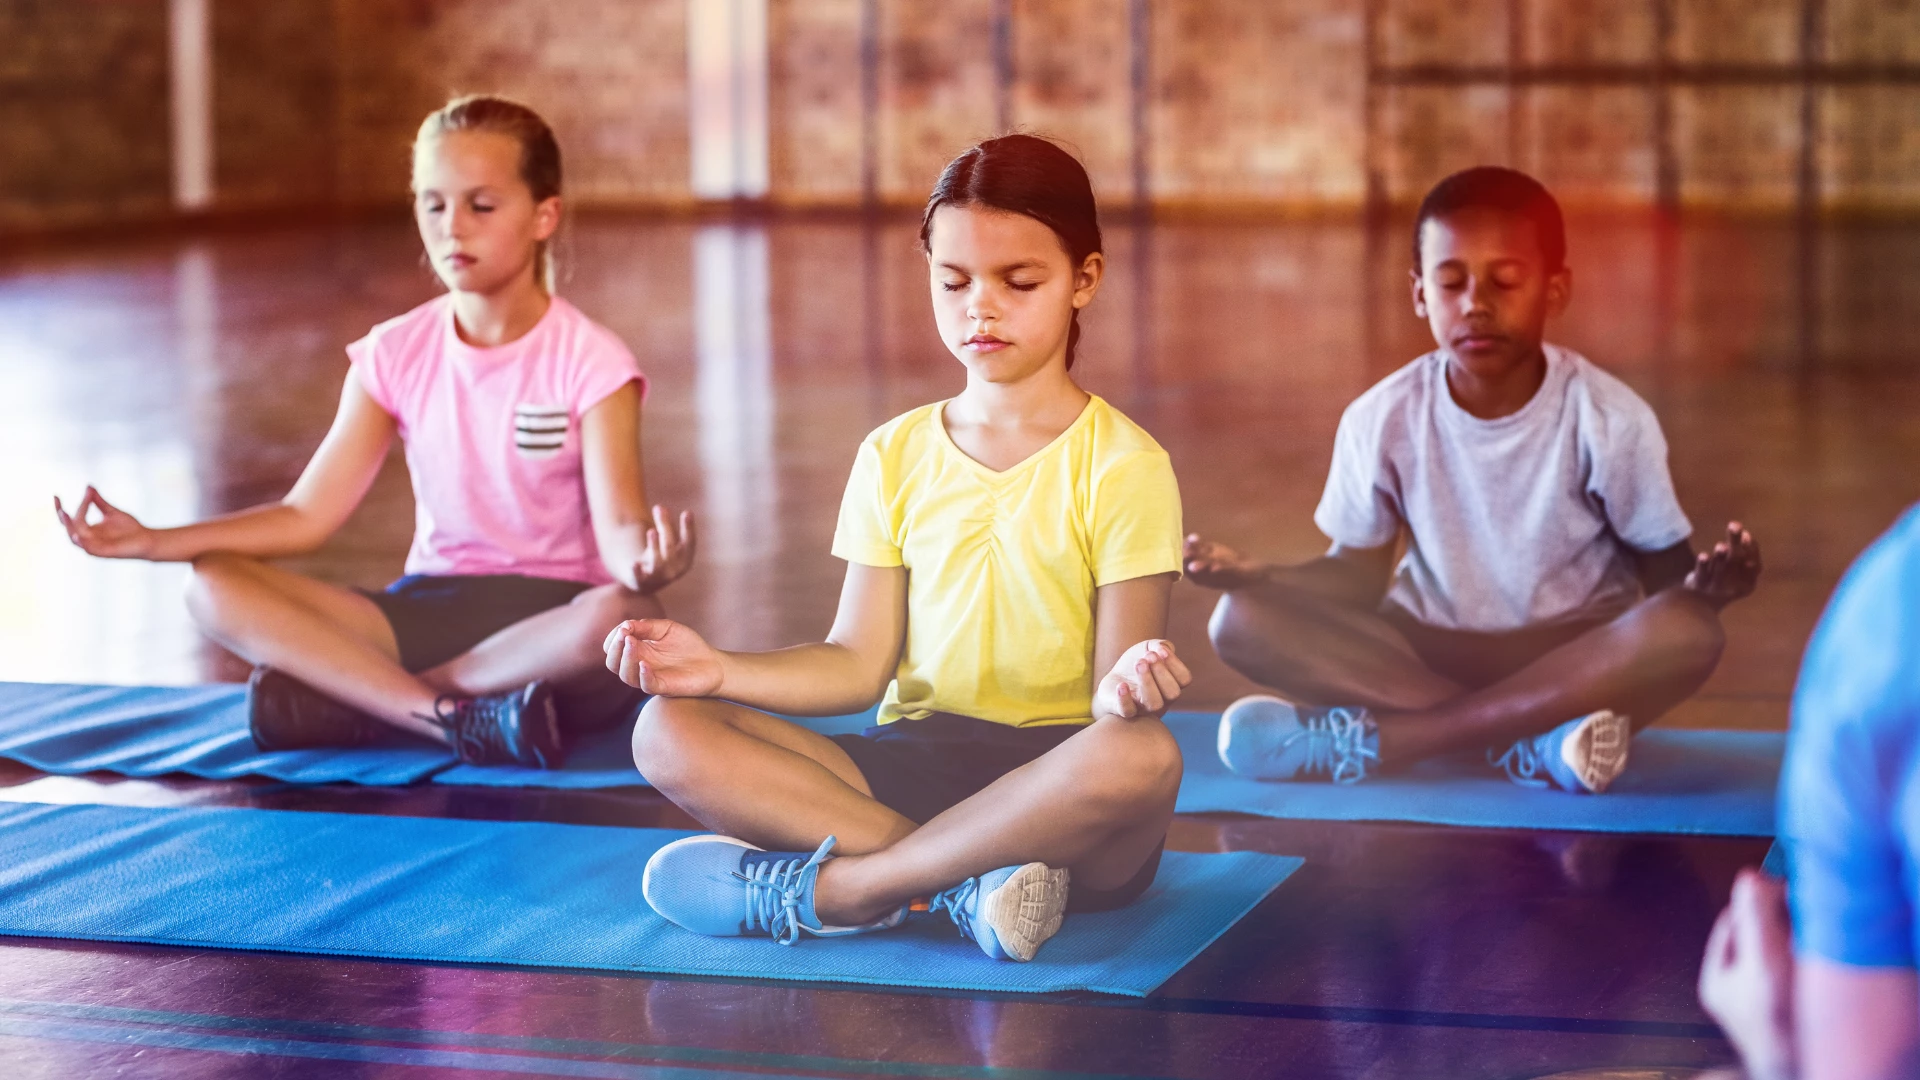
[830,439,902,568]
[343,332,396,416]
[1586,394,1693,552]
[1783,512,1920,967]
[569,327,647,418]
[1088,450,1184,587]
[1313,402,1402,549]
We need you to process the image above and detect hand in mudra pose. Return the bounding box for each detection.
[604,619,725,698]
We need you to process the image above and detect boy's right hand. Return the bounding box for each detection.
[1183,533,1268,591]
[603,618,724,697]
[54,487,156,560]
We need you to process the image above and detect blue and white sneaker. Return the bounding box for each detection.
[927,862,1070,962]
[1217,695,1380,783]
[641,835,906,944]
[1489,710,1632,794]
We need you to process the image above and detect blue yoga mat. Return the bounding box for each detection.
[0,682,451,786]
[1168,712,1784,836]
[430,710,878,789]
[0,801,1299,997]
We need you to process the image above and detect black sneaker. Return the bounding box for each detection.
[433,681,563,768]
[247,665,380,751]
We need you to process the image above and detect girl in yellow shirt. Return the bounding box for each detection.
[604,135,1189,963]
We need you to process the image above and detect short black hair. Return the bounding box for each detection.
[1412,166,1566,273]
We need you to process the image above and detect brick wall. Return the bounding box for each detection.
[0,0,172,233]
[8,0,1920,235]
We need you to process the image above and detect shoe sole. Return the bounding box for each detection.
[1217,694,1293,775]
[979,862,1070,962]
[1562,710,1631,794]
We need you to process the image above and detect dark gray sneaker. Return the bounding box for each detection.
[432,681,564,768]
[247,666,380,751]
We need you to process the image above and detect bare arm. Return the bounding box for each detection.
[1089,572,1192,721]
[1798,960,1920,1080]
[606,560,908,716]
[1184,532,1396,608]
[1634,540,1696,594]
[579,382,695,593]
[55,370,395,562]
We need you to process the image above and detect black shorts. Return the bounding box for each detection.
[362,573,642,732]
[830,712,1164,912]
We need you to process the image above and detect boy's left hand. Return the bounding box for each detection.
[629,506,697,595]
[1094,639,1192,720]
[1685,521,1762,608]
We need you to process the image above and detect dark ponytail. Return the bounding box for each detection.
[919,134,1102,370]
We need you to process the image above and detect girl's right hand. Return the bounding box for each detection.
[54,487,156,560]
[603,618,725,697]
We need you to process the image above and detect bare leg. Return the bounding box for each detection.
[419,583,665,698]
[1208,584,1464,711]
[632,699,1182,926]
[1374,588,1727,764]
[185,553,447,742]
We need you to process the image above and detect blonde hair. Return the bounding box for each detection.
[415,95,564,292]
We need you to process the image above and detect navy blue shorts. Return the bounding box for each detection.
[830,712,1163,912]
[361,573,641,732]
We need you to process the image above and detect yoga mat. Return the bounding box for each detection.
[430,710,879,789]
[0,682,451,786]
[0,801,1300,998]
[1167,712,1783,836]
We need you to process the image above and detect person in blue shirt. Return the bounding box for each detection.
[1699,503,1920,1080]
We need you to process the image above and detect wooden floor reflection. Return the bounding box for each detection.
[2,212,1917,1078]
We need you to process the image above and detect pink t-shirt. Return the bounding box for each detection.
[346,294,646,585]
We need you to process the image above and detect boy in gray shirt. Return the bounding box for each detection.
[1189,167,1761,791]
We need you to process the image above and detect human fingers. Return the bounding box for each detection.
[1698,903,1738,1008]
[651,505,678,560]
[1131,660,1166,712]
[1113,680,1139,718]
[1145,656,1183,702]
[678,509,698,561]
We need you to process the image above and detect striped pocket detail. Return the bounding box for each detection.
[513,403,569,458]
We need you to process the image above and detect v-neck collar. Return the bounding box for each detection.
[933,395,1097,481]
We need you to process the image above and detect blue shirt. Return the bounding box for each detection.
[1783,504,1920,967]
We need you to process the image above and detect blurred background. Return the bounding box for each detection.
[6,0,1920,721]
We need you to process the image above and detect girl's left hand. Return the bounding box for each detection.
[1094,639,1192,720]
[630,505,697,594]
[1698,868,1797,1080]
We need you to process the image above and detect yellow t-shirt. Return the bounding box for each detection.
[831,394,1184,728]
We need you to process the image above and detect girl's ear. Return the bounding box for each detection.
[1072,250,1105,310]
[533,195,563,242]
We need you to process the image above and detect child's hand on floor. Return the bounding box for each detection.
[629,506,698,595]
[1685,522,1762,608]
[1183,534,1268,591]
[1095,639,1192,720]
[603,618,724,697]
[54,487,156,560]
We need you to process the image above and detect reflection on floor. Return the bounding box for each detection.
[2,213,1914,1078]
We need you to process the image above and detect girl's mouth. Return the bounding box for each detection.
[445,253,477,269]
[965,335,1009,353]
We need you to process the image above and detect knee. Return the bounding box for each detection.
[1207,594,1260,673]
[1083,718,1183,813]
[631,696,720,791]
[573,585,664,656]
[182,552,256,629]
[1654,594,1728,677]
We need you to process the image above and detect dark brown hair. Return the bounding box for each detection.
[1414,166,1566,273]
[919,134,1102,369]
[415,95,564,291]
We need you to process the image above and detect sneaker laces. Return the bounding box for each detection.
[433,694,514,763]
[1288,707,1378,784]
[1488,737,1550,788]
[926,877,981,943]
[734,836,836,945]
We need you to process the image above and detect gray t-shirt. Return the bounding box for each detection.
[1314,344,1692,632]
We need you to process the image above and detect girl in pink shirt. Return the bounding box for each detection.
[54,96,694,768]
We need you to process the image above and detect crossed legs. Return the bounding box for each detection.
[1208,581,1726,766]
[185,552,659,741]
[631,698,1182,925]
